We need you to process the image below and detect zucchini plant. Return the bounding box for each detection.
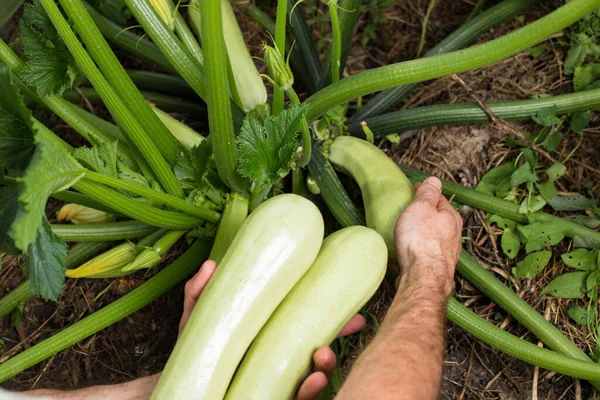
[1,0,600,395]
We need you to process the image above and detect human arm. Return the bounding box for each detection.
[336,177,463,400]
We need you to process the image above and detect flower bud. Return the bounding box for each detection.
[57,204,113,224]
[66,242,137,278]
[262,43,294,91]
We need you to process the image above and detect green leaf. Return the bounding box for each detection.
[568,305,595,327]
[0,185,19,254]
[11,129,84,252]
[476,162,515,195]
[537,181,558,201]
[567,215,600,229]
[561,249,598,271]
[564,42,589,75]
[571,111,594,132]
[540,130,563,151]
[573,63,600,92]
[501,227,521,260]
[547,194,595,211]
[488,214,517,230]
[0,67,35,171]
[118,163,149,188]
[512,250,552,280]
[87,0,127,25]
[540,271,588,298]
[24,219,67,301]
[546,163,566,182]
[386,134,400,144]
[532,107,562,127]
[20,0,80,96]
[510,162,537,187]
[528,44,547,58]
[518,221,568,253]
[519,194,546,214]
[237,105,306,186]
[73,141,118,178]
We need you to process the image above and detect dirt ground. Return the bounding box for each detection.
[2,0,600,398]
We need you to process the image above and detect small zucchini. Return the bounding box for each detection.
[151,194,324,400]
[225,226,387,399]
[328,136,414,255]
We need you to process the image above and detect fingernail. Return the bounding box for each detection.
[424,177,442,191]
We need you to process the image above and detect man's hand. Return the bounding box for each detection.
[180,260,366,400]
[394,177,463,297]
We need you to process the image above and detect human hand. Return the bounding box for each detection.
[394,177,463,297]
[180,260,366,400]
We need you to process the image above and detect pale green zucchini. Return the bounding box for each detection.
[225,226,387,399]
[150,194,324,400]
[328,136,414,255]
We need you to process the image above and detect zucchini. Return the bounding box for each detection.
[328,136,414,255]
[151,194,324,400]
[225,226,387,399]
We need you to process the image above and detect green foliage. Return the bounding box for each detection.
[568,305,595,327]
[518,221,568,253]
[562,249,598,271]
[0,186,20,255]
[20,0,80,96]
[512,250,552,280]
[237,105,306,187]
[87,0,128,25]
[0,67,35,171]
[541,271,588,298]
[24,220,67,301]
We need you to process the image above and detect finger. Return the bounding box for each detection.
[296,371,328,400]
[313,346,336,378]
[179,260,217,336]
[437,196,463,230]
[336,314,366,338]
[413,177,442,208]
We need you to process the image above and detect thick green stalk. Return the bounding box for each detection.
[0,240,212,383]
[0,241,115,318]
[286,88,311,167]
[63,87,206,115]
[307,0,591,123]
[349,0,541,123]
[59,0,183,166]
[83,172,221,223]
[74,181,202,229]
[349,88,600,136]
[328,5,342,83]
[52,191,122,215]
[318,0,361,90]
[51,221,156,242]
[39,0,183,198]
[110,70,196,99]
[124,0,245,129]
[456,251,600,389]
[272,0,288,116]
[447,298,600,381]
[83,1,176,74]
[201,0,248,193]
[307,144,364,227]
[0,39,135,165]
[209,193,249,263]
[0,0,24,27]
[468,0,489,20]
[287,0,321,94]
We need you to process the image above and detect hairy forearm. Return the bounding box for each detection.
[337,279,449,400]
[18,374,159,400]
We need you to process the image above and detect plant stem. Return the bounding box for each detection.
[63,87,206,115]
[0,239,212,383]
[52,191,121,215]
[82,1,176,74]
[318,0,360,90]
[209,192,249,263]
[287,0,321,94]
[50,221,156,241]
[272,0,288,115]
[83,172,220,223]
[328,5,342,83]
[345,0,543,123]
[39,0,183,198]
[0,282,32,320]
[456,251,600,389]
[249,184,271,212]
[125,0,245,130]
[73,180,202,229]
[124,70,197,99]
[348,88,600,136]
[292,167,307,197]
[447,298,600,381]
[201,0,249,193]
[285,88,312,167]
[399,166,600,244]
[307,143,364,227]
[59,0,183,166]
[468,0,489,21]
[417,0,437,58]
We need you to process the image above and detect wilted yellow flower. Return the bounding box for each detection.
[57,204,113,224]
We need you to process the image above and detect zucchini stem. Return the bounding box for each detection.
[328,5,342,83]
[286,88,312,167]
[272,0,288,115]
[209,193,249,263]
[51,221,156,242]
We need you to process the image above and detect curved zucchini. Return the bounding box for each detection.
[225,226,387,399]
[328,136,414,255]
[151,194,324,400]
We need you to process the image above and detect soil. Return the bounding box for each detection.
[2,0,600,399]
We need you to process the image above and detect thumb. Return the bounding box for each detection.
[413,177,443,208]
